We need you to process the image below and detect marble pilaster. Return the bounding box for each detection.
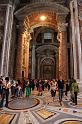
[0,4,14,77]
[74,0,82,80]
[15,19,31,80]
[70,1,77,79]
[25,40,29,80]
[32,44,36,79]
[58,23,68,80]
[70,0,82,80]
[37,55,40,79]
[15,29,23,80]
[55,53,59,80]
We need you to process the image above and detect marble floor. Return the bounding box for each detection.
[0,89,82,124]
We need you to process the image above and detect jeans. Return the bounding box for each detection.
[0,89,9,107]
[59,89,63,102]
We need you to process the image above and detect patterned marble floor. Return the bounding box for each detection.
[0,89,82,124]
[8,97,39,110]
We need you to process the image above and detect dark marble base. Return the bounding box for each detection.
[8,97,40,110]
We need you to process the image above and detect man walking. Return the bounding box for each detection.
[57,78,64,106]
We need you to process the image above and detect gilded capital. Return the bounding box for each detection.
[58,23,68,32]
[57,14,67,23]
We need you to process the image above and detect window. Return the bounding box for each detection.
[44,32,52,39]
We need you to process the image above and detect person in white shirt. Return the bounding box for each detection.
[51,80,57,101]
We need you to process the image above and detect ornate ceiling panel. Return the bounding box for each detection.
[15,2,69,18]
[27,11,57,30]
[15,1,69,30]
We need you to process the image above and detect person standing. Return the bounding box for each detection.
[71,78,79,105]
[65,80,70,97]
[25,80,30,97]
[38,80,43,96]
[51,80,57,101]
[0,77,10,107]
[57,78,64,106]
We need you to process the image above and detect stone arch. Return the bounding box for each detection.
[40,57,55,66]
[15,2,69,16]
[15,2,69,32]
[14,1,69,80]
[36,44,58,53]
[40,57,56,79]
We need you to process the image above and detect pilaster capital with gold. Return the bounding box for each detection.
[56,13,68,32]
[18,21,31,42]
[57,14,67,23]
[58,23,68,32]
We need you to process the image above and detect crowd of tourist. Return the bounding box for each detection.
[0,76,79,108]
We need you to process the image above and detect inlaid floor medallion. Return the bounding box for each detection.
[8,97,40,110]
[0,113,15,124]
[37,108,55,119]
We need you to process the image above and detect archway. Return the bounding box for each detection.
[40,58,55,80]
[14,1,69,80]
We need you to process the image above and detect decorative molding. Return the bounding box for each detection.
[58,23,68,32]
[30,23,57,32]
[14,2,69,18]
[40,57,55,66]
[36,44,58,53]
[56,14,67,23]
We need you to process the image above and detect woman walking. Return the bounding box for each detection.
[51,80,57,101]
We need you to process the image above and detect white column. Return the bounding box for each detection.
[70,1,78,79]
[74,0,82,80]
[0,4,14,76]
[32,44,36,79]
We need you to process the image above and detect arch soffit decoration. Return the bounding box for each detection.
[36,45,58,53]
[14,2,69,38]
[30,23,58,33]
[15,2,69,17]
[40,57,55,67]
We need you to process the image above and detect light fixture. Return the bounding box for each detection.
[40,15,46,21]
